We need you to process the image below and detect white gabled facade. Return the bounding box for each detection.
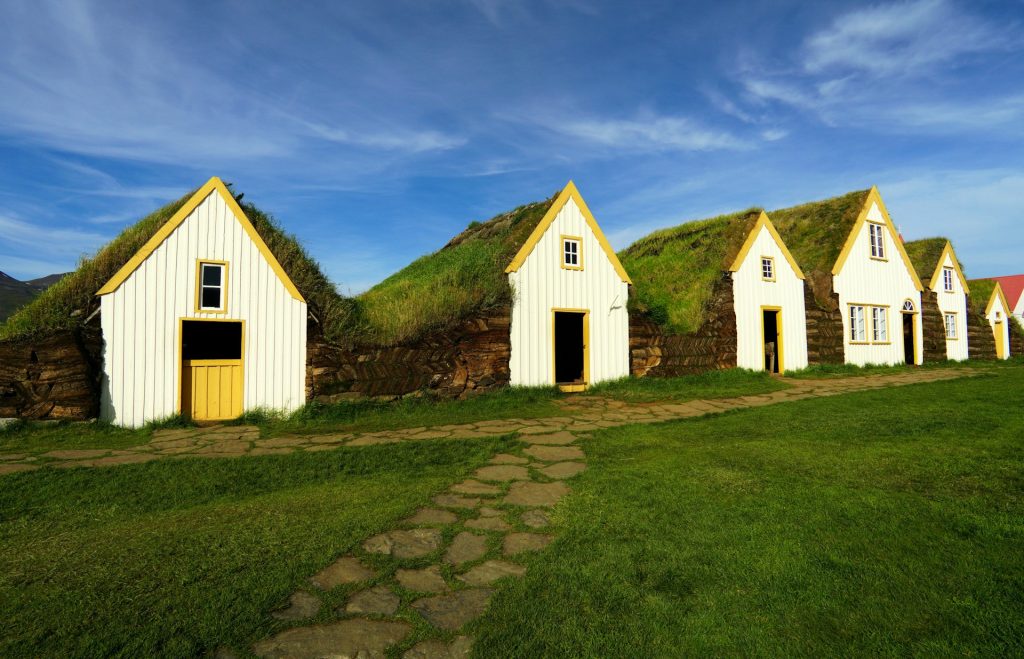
[730,212,809,372]
[984,283,1012,360]
[927,243,970,361]
[97,177,307,427]
[831,188,924,366]
[506,182,631,389]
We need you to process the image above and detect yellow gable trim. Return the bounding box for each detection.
[505,181,632,284]
[831,186,924,291]
[96,177,305,302]
[926,241,970,295]
[728,211,805,280]
[986,281,1010,317]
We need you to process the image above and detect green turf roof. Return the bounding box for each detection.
[967,278,999,316]
[768,189,872,278]
[0,187,347,343]
[903,237,951,286]
[345,193,558,346]
[619,209,763,334]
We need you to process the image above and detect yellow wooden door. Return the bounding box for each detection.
[994,322,1005,359]
[182,360,244,421]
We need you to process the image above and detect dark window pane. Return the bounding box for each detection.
[202,264,222,286]
[182,321,242,360]
[201,287,221,309]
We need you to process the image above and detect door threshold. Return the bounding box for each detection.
[558,383,587,393]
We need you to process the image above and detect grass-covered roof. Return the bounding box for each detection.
[768,189,871,277]
[0,186,348,343]
[967,278,999,316]
[344,193,558,346]
[619,209,763,334]
[903,237,949,284]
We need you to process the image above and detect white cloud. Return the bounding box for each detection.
[548,114,747,152]
[804,0,1013,76]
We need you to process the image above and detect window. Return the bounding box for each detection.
[872,306,888,343]
[902,299,916,313]
[197,261,227,312]
[943,268,955,292]
[945,313,957,339]
[869,223,886,259]
[761,257,775,282]
[561,236,582,270]
[849,305,866,342]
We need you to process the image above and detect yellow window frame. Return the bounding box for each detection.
[560,235,583,271]
[195,259,229,314]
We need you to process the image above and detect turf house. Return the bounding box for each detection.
[968,279,1013,360]
[0,177,333,426]
[989,274,1024,330]
[904,239,970,361]
[770,187,925,367]
[622,209,809,375]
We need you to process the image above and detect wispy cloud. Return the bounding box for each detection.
[541,113,747,152]
[804,0,1014,76]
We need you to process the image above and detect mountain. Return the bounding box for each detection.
[0,271,69,323]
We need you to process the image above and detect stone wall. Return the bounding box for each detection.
[1011,323,1024,358]
[919,291,948,363]
[0,328,102,420]
[966,310,996,360]
[803,275,845,366]
[307,307,512,401]
[629,275,738,378]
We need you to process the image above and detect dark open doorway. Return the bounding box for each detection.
[902,314,915,365]
[762,309,780,373]
[554,311,586,386]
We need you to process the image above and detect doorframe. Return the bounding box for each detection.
[760,305,784,374]
[900,301,918,365]
[551,307,590,392]
[177,317,246,417]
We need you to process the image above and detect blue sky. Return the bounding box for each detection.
[0,0,1021,291]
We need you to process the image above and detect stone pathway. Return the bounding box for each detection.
[0,367,984,476]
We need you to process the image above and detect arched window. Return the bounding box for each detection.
[902,299,916,313]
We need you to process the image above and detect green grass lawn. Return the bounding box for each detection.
[473,368,1024,657]
[0,437,508,657]
[583,368,785,403]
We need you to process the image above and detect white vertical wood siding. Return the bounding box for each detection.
[987,294,1012,359]
[100,191,307,427]
[833,202,922,366]
[932,253,969,361]
[732,225,809,371]
[508,197,630,386]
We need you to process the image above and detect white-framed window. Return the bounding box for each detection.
[849,305,866,342]
[197,261,227,312]
[943,268,955,292]
[561,236,582,270]
[869,223,886,259]
[872,306,888,343]
[945,313,957,339]
[761,257,775,282]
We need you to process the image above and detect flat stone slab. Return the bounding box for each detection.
[503,481,570,508]
[473,465,530,482]
[310,556,375,590]
[0,463,39,475]
[42,449,109,460]
[520,431,577,445]
[252,618,411,658]
[433,494,480,509]
[478,507,504,517]
[345,585,400,615]
[504,532,553,556]
[403,636,473,659]
[521,509,551,528]
[539,462,587,480]
[348,435,402,447]
[489,453,528,465]
[271,591,321,621]
[411,589,493,631]
[465,516,511,532]
[364,528,442,559]
[523,445,584,462]
[458,560,526,586]
[395,565,449,593]
[90,453,160,467]
[450,480,501,496]
[444,531,488,566]
[517,425,565,435]
[404,508,459,526]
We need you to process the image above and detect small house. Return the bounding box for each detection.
[967,279,1013,359]
[904,239,970,361]
[96,178,309,426]
[622,209,809,374]
[771,187,925,367]
[989,275,1024,330]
